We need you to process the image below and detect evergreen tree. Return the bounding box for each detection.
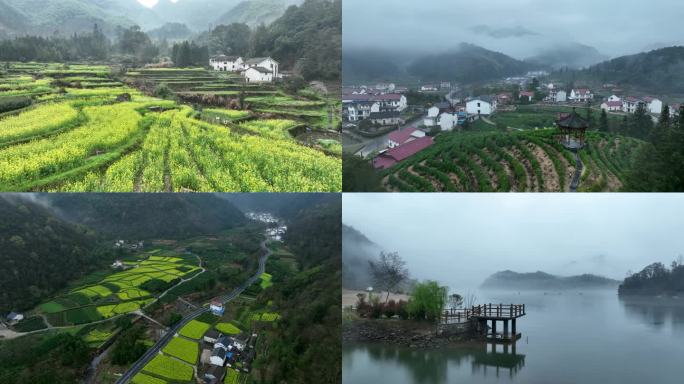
[599,109,609,132]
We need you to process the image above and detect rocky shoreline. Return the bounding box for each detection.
[342,318,483,348]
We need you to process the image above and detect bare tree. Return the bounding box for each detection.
[448,293,463,309]
[368,251,410,303]
[463,292,478,309]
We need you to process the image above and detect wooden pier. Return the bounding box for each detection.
[442,304,526,342]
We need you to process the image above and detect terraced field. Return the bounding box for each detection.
[0,63,341,192]
[36,253,201,326]
[381,129,644,192]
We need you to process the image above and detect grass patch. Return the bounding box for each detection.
[162,337,199,364]
[215,322,241,335]
[178,319,211,340]
[142,354,193,381]
[260,273,273,289]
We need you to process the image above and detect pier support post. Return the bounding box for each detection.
[512,318,516,336]
[491,320,497,338]
[504,319,509,339]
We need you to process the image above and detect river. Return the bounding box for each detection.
[343,290,684,384]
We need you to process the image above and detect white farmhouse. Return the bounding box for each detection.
[466,96,497,116]
[569,88,593,103]
[209,55,244,72]
[644,97,663,114]
[554,90,567,103]
[439,112,458,131]
[244,57,279,78]
[424,106,440,127]
[6,312,24,324]
[601,101,623,112]
[210,348,227,366]
[243,67,273,83]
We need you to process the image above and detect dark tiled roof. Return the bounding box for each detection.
[370,111,400,119]
[247,67,272,74]
[557,110,589,129]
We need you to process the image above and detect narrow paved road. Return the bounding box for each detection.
[115,238,272,384]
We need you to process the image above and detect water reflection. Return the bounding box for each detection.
[472,342,526,379]
[343,342,525,383]
[619,296,684,333]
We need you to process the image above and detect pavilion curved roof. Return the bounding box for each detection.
[556,109,589,129]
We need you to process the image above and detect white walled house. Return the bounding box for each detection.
[243,67,274,83]
[439,112,458,131]
[466,97,496,116]
[644,97,663,114]
[210,348,227,366]
[6,312,23,324]
[210,55,244,72]
[369,111,403,126]
[244,57,279,78]
[569,88,593,103]
[601,101,623,112]
[554,90,567,103]
[622,97,644,113]
[608,95,621,102]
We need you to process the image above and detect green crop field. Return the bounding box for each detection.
[132,373,168,384]
[36,251,199,326]
[142,354,194,382]
[259,273,273,289]
[380,129,644,193]
[162,337,199,364]
[215,322,242,335]
[0,63,341,192]
[178,319,211,340]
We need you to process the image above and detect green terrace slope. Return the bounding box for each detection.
[381,129,644,193]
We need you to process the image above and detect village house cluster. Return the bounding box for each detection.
[113,239,144,251]
[342,85,408,126]
[200,301,257,384]
[599,94,677,116]
[209,55,280,83]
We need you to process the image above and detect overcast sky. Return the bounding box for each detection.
[343,0,684,59]
[343,194,684,290]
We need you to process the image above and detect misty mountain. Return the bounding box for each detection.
[342,224,382,289]
[526,42,609,70]
[39,193,246,239]
[578,46,684,94]
[482,270,620,290]
[342,48,409,84]
[214,0,302,28]
[0,0,157,37]
[0,195,103,313]
[407,43,532,84]
[0,0,297,38]
[147,22,192,40]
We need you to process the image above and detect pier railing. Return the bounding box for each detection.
[442,304,526,324]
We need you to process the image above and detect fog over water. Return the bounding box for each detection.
[343,194,684,289]
[343,0,684,58]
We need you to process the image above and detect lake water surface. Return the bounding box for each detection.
[343,290,684,384]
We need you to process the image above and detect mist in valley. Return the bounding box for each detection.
[343,0,684,61]
[342,194,684,292]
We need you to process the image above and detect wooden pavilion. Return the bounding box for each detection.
[556,108,589,150]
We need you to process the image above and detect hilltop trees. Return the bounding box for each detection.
[170,41,209,67]
[619,257,684,295]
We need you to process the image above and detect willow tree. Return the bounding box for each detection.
[408,281,448,322]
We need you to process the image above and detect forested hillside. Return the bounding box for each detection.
[482,270,620,290]
[619,259,684,295]
[407,43,531,84]
[0,195,103,313]
[41,194,246,239]
[252,196,341,383]
[555,46,684,94]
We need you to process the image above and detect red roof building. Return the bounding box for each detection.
[373,136,434,169]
